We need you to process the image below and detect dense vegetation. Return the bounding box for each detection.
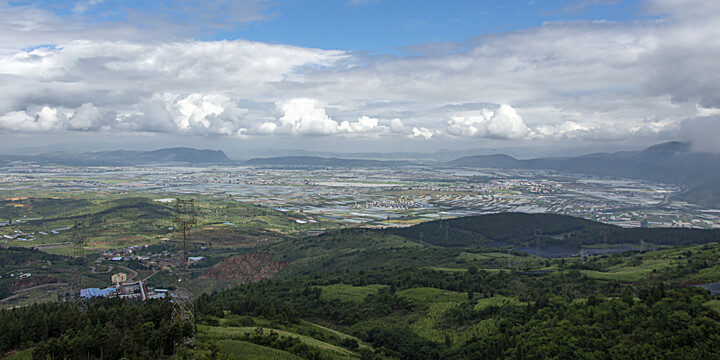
[0,299,189,359]
[0,247,62,267]
[389,213,720,248]
[194,266,720,359]
[7,264,720,359]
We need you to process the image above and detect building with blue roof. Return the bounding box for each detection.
[80,287,117,298]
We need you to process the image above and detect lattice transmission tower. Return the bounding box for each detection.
[69,220,88,311]
[172,199,197,350]
[601,227,610,255]
[534,228,543,263]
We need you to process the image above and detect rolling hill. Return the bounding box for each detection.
[389,213,720,247]
[259,213,720,277]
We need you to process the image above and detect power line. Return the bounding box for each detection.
[534,228,542,263]
[172,198,197,351]
[70,220,88,311]
[601,227,610,256]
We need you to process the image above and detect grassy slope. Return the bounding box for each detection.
[247,241,720,353]
[199,325,360,360]
[215,340,303,360]
[578,242,720,283]
[2,348,33,360]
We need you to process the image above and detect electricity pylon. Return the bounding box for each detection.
[534,228,542,264]
[601,227,610,255]
[172,199,197,350]
[69,220,88,311]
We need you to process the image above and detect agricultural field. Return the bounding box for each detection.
[0,193,319,256]
[3,178,720,359]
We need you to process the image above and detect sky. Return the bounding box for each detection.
[1,0,720,157]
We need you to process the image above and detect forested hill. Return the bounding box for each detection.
[244,156,413,167]
[388,213,720,248]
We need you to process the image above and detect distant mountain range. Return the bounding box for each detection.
[448,141,720,185]
[2,142,718,207]
[244,156,413,167]
[3,147,232,166]
[448,141,720,208]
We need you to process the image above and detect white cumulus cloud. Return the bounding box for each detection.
[252,99,403,137]
[0,106,61,131]
[118,93,249,135]
[447,104,531,140]
[276,98,339,136]
[412,127,435,139]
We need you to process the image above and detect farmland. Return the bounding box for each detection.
[2,163,720,359]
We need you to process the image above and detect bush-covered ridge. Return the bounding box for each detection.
[389,213,720,248]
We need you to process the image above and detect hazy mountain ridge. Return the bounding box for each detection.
[2,147,232,166]
[244,156,414,167]
[3,142,718,207]
[449,141,720,185]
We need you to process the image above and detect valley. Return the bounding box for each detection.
[2,159,720,359]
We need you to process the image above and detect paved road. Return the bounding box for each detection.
[0,282,69,303]
[116,266,139,282]
[89,265,114,274]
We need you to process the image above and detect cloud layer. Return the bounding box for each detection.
[1,0,720,151]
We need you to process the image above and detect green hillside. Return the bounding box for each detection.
[193,244,720,359]
[4,205,720,358]
[5,229,720,358]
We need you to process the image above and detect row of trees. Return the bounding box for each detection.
[0,298,191,359]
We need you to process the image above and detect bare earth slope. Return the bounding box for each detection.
[203,253,291,284]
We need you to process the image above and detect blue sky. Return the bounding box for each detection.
[1,0,719,155]
[232,0,647,53]
[17,0,647,52]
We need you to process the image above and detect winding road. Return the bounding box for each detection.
[116,265,138,282]
[0,282,69,303]
[89,265,114,274]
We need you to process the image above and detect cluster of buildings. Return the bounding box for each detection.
[99,244,205,271]
[1,227,73,243]
[354,198,426,210]
[2,230,36,242]
[80,272,167,301]
[0,271,31,280]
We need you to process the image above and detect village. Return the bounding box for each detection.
[78,244,205,301]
